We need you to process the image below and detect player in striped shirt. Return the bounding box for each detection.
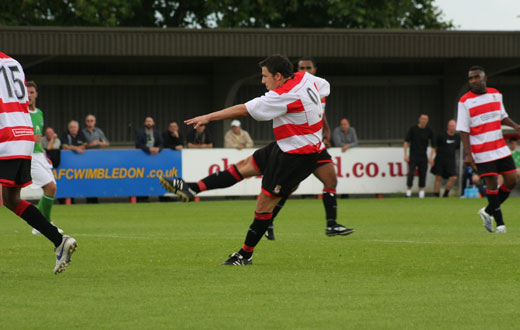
[265,57,354,240]
[0,52,77,273]
[456,66,520,233]
[160,55,329,265]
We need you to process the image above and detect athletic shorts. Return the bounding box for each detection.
[30,152,56,188]
[0,158,33,188]
[252,142,320,197]
[476,155,516,178]
[314,148,333,170]
[431,157,456,179]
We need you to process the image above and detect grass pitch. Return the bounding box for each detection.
[1,197,520,329]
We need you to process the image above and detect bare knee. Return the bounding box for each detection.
[43,182,57,196]
[235,156,261,178]
[314,164,337,190]
[2,188,21,211]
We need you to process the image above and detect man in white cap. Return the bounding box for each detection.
[224,119,254,149]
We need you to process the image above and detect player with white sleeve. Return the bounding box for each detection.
[160,54,329,265]
[457,65,520,233]
[0,52,76,274]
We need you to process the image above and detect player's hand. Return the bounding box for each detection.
[323,137,331,148]
[34,134,42,143]
[185,115,210,129]
[404,155,410,163]
[429,158,434,167]
[464,153,476,169]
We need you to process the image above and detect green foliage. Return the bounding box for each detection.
[0,0,453,29]
[0,198,519,329]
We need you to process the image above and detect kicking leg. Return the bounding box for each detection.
[159,155,261,201]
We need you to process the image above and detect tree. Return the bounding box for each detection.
[0,0,453,29]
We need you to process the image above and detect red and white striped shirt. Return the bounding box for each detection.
[0,52,34,160]
[456,88,509,164]
[245,72,330,154]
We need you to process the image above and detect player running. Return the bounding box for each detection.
[160,55,336,265]
[26,81,64,235]
[0,52,77,274]
[457,65,520,233]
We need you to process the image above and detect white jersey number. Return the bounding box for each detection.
[0,64,26,100]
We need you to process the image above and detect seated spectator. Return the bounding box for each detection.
[163,121,184,150]
[187,124,213,148]
[42,127,61,151]
[224,120,254,150]
[42,127,61,167]
[61,120,87,154]
[332,117,358,152]
[83,114,109,149]
[136,116,163,155]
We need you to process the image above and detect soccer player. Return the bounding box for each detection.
[265,57,354,240]
[160,55,329,265]
[0,52,77,273]
[457,65,520,233]
[431,120,460,197]
[26,81,64,235]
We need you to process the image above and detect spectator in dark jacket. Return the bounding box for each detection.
[136,116,163,155]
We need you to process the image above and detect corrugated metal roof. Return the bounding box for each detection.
[2,27,520,58]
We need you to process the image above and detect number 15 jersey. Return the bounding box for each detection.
[245,72,330,155]
[0,52,34,160]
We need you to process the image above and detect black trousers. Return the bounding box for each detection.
[407,158,428,188]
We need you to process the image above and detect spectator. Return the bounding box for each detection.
[224,119,254,149]
[404,114,435,198]
[83,114,109,149]
[187,124,213,148]
[42,126,61,169]
[163,121,184,150]
[61,120,87,154]
[42,127,61,151]
[332,118,358,152]
[136,116,163,155]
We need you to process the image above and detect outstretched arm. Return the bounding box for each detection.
[185,104,248,129]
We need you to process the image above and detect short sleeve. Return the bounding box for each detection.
[456,102,470,133]
[245,91,288,121]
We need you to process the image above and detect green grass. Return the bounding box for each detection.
[1,197,520,329]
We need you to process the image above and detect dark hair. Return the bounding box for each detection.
[469,65,486,74]
[298,57,317,67]
[26,80,38,91]
[259,55,294,78]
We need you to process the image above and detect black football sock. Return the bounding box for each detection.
[14,200,62,247]
[196,165,244,192]
[239,212,272,259]
[485,190,505,226]
[498,185,511,204]
[269,197,287,227]
[442,190,450,197]
[323,190,337,227]
[434,192,440,197]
